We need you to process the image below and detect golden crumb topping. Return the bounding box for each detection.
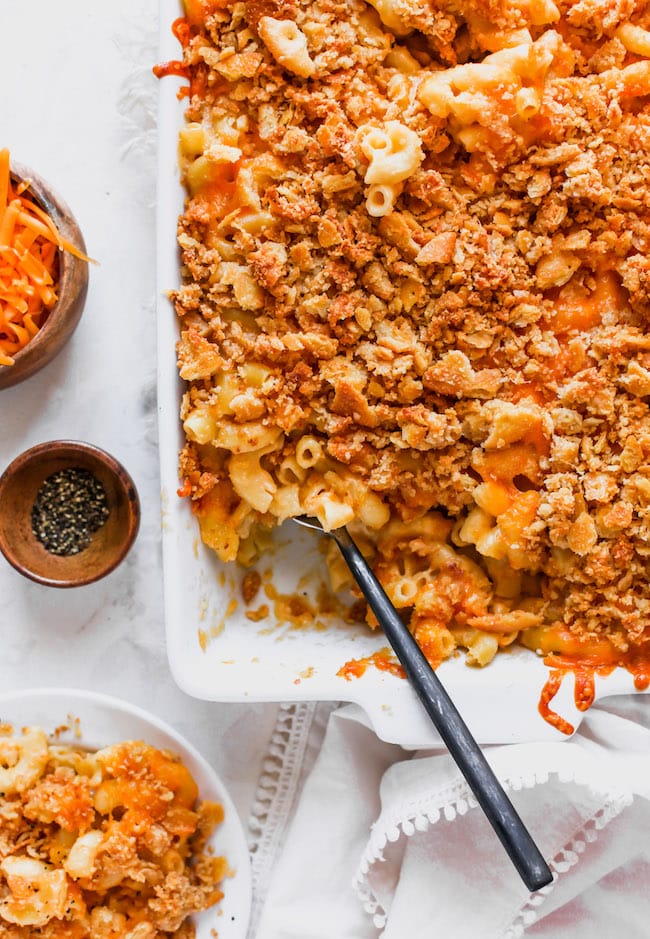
[170,0,650,679]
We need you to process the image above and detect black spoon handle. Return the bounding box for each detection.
[335,528,553,893]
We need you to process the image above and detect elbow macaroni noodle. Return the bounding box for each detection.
[171,0,650,686]
[357,121,424,185]
[258,17,315,78]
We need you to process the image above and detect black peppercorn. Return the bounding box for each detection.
[31,467,110,555]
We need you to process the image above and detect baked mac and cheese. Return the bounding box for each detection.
[160,0,650,727]
[0,727,228,937]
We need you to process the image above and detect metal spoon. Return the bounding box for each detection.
[294,515,553,893]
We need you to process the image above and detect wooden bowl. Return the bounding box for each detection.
[0,163,89,389]
[0,441,140,587]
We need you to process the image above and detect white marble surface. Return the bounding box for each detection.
[0,0,278,826]
[4,9,650,939]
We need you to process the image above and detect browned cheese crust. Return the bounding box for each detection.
[173,0,650,668]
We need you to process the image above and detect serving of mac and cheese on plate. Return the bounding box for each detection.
[156,0,650,742]
[0,689,252,939]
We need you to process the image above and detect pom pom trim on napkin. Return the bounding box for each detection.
[353,746,634,936]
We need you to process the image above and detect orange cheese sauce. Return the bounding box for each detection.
[538,648,650,735]
[152,59,189,81]
[340,636,650,736]
[154,13,226,98]
[472,444,544,524]
[152,18,194,80]
[551,270,622,334]
[265,583,318,629]
[474,443,544,490]
[253,574,364,634]
[338,647,405,681]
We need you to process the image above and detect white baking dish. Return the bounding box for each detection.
[156,0,647,748]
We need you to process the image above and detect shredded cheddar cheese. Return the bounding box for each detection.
[0,148,89,368]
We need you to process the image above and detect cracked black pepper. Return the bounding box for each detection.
[31,467,110,555]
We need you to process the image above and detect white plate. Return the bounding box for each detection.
[0,688,251,939]
[155,0,649,748]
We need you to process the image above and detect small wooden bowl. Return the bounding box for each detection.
[0,163,89,390]
[0,441,140,587]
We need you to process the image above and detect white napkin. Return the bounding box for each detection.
[254,696,650,939]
